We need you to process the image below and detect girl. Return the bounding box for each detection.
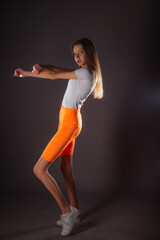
[13,38,103,236]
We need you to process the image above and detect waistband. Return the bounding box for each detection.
[59,104,82,126]
[60,104,81,113]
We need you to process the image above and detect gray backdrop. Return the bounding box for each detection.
[1,0,160,197]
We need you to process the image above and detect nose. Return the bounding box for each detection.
[75,55,80,60]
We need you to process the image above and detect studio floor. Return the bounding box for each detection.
[1,192,160,240]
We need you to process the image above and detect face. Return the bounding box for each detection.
[73,44,88,68]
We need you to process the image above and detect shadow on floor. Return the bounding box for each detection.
[1,193,160,240]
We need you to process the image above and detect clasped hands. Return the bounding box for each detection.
[13,64,43,77]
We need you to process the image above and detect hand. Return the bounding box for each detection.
[13,68,26,77]
[32,64,42,74]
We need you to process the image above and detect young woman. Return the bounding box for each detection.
[13,38,103,236]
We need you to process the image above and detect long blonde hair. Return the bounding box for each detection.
[72,38,103,99]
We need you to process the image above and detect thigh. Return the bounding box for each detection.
[41,125,79,162]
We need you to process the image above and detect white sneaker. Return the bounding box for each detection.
[61,206,79,236]
[56,208,80,227]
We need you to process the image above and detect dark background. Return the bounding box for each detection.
[1,1,160,239]
[1,0,160,198]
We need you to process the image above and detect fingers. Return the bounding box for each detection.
[13,68,21,77]
[32,64,42,74]
[13,64,42,78]
[13,68,24,77]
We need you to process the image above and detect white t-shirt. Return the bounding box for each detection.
[62,68,96,109]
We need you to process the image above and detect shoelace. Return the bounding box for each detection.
[61,216,69,226]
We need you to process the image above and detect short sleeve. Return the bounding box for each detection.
[75,68,93,81]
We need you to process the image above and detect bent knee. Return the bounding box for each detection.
[33,164,41,178]
[33,157,51,178]
[33,163,46,179]
[33,164,38,175]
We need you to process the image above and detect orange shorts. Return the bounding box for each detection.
[41,104,82,162]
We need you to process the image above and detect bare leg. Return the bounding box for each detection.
[60,155,79,209]
[33,156,70,214]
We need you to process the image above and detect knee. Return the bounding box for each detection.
[60,163,72,176]
[33,164,46,179]
[61,166,72,176]
[33,164,40,179]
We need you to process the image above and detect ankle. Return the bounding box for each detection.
[70,203,79,210]
[62,205,70,214]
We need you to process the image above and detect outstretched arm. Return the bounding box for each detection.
[33,64,74,73]
[32,64,78,79]
[13,65,78,80]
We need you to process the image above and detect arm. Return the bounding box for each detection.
[38,64,74,73]
[32,63,74,74]
[13,67,78,80]
[31,63,78,79]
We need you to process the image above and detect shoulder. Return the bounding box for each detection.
[75,68,93,80]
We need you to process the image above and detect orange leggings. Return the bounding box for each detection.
[41,104,82,162]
